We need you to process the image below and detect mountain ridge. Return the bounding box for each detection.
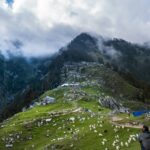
[0,32,150,121]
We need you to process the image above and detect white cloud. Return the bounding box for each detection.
[1,0,150,57]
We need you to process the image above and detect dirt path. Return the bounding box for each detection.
[111,116,123,122]
[110,116,142,129]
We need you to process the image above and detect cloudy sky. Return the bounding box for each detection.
[0,0,150,57]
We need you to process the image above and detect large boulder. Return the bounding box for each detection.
[41,96,56,105]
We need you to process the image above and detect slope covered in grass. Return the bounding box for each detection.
[0,85,143,150]
[0,97,141,150]
[0,62,148,149]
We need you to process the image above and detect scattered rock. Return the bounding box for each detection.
[41,96,55,105]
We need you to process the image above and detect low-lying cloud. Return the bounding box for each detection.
[1,0,150,57]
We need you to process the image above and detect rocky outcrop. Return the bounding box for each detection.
[23,96,56,111]
[99,96,129,113]
[41,96,56,105]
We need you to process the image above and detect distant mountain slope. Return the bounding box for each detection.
[0,54,52,119]
[61,62,140,99]
[103,38,150,82]
[51,33,150,84]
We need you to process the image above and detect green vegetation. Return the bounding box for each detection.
[0,62,149,149]
[0,86,144,150]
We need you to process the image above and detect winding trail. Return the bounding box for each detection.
[110,116,142,129]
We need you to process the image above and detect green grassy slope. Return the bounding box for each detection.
[0,96,141,150]
[0,62,148,150]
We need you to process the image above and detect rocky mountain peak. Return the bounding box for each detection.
[68,33,98,52]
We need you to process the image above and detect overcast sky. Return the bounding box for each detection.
[0,0,150,57]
